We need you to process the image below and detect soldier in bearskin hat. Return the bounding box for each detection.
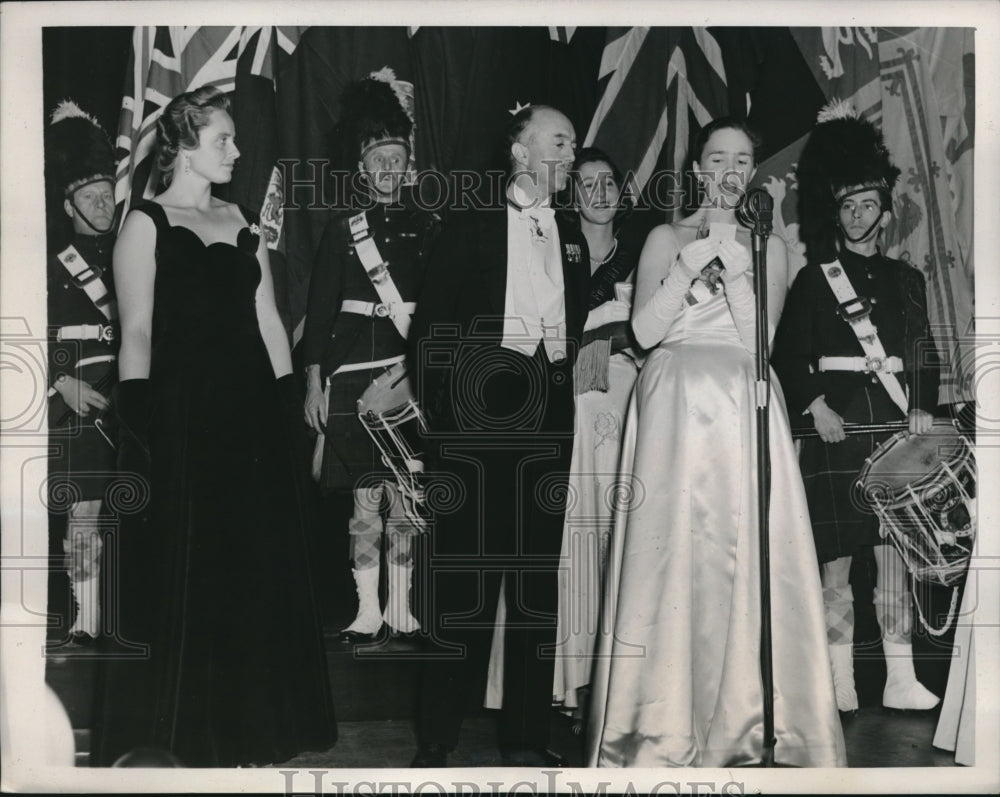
[772,102,942,713]
[44,100,120,644]
[301,68,439,643]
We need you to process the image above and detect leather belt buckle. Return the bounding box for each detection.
[98,324,115,342]
[365,262,390,285]
[866,356,885,373]
[837,296,872,323]
[72,266,104,288]
[374,302,391,318]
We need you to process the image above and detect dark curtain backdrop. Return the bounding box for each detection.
[39,25,789,332]
[42,25,974,406]
[42,27,133,140]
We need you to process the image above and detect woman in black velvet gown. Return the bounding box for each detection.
[91,87,336,767]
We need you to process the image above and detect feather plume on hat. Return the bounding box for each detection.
[44,99,115,197]
[796,99,901,262]
[330,69,414,171]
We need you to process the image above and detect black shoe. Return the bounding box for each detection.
[411,743,448,767]
[500,747,566,767]
[338,625,386,645]
[387,627,420,641]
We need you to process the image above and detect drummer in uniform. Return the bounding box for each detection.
[772,104,942,713]
[302,70,440,643]
[44,101,120,644]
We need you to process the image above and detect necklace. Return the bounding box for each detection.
[589,238,619,267]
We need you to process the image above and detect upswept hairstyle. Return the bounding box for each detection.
[682,116,763,214]
[567,146,634,227]
[155,86,232,185]
[691,116,763,166]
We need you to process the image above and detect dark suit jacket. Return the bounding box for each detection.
[408,206,590,438]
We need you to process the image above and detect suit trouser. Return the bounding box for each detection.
[418,346,573,750]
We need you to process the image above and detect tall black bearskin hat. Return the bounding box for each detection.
[796,99,901,262]
[44,100,116,198]
[332,67,414,171]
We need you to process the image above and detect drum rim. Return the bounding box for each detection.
[856,420,972,497]
[357,361,418,418]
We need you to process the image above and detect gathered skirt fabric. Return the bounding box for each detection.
[553,354,640,709]
[586,293,846,768]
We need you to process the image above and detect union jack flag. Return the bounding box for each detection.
[549,27,577,44]
[113,26,306,220]
[584,27,728,204]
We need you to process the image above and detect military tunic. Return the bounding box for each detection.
[302,201,439,494]
[771,248,940,562]
[47,231,119,502]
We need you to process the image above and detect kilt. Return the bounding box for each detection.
[319,367,422,498]
[798,384,907,563]
[47,356,118,503]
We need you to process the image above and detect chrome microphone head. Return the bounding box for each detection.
[737,187,774,232]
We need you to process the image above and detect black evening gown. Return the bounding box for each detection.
[91,202,337,767]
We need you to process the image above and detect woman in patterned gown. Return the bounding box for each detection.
[553,149,641,718]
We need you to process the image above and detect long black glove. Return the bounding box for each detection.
[276,372,301,411]
[114,378,152,477]
[276,373,313,470]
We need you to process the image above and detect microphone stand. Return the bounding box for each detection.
[740,189,778,767]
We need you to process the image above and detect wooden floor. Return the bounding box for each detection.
[44,506,967,769]
[275,706,959,769]
[46,623,963,769]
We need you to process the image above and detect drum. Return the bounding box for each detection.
[356,361,427,529]
[856,419,976,588]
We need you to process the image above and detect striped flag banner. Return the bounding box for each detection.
[584,27,728,203]
[752,27,885,281]
[877,28,975,404]
[759,27,974,404]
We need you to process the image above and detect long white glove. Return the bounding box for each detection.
[718,239,757,355]
[631,239,710,349]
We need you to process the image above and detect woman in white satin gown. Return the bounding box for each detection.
[586,119,847,768]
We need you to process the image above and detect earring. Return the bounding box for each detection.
[183,156,191,175]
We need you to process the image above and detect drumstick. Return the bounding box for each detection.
[791,422,909,440]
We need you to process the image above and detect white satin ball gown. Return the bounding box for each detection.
[586,283,846,768]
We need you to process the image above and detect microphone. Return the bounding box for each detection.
[737,187,774,233]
